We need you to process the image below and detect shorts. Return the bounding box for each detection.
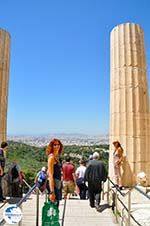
[63,181,75,196]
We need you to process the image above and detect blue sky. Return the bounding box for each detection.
[0,0,150,135]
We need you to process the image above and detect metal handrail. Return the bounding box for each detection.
[22,179,32,189]
[108,178,134,196]
[36,190,40,226]
[61,199,66,226]
[135,186,150,200]
[117,195,142,226]
[0,183,39,226]
[107,177,143,226]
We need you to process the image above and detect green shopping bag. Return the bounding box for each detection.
[42,201,60,226]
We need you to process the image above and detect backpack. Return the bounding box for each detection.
[37,170,47,185]
[76,177,85,186]
[11,165,19,179]
[0,148,5,168]
[8,165,19,182]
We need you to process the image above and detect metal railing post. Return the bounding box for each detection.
[102,182,104,200]
[114,190,118,223]
[128,190,131,226]
[107,178,110,205]
[121,208,125,226]
[107,179,144,226]
[36,189,40,226]
[18,204,22,226]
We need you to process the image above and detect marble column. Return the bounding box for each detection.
[0,29,11,143]
[109,23,150,186]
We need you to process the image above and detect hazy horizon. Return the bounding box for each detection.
[8,132,108,137]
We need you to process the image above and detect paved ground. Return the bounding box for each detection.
[62,198,118,226]
[111,186,150,226]
[0,194,118,226]
[0,186,149,226]
[0,194,44,226]
[120,186,150,226]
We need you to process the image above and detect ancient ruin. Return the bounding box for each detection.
[109,23,150,186]
[0,29,10,143]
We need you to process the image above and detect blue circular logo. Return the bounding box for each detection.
[3,205,23,224]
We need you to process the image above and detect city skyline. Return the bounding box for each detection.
[0,1,150,135]
[8,133,109,146]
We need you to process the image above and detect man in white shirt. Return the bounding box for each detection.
[75,159,87,199]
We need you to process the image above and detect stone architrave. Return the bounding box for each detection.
[109,23,150,186]
[0,29,11,143]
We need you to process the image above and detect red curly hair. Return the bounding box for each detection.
[46,138,63,155]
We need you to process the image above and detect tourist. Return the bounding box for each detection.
[62,156,76,199]
[46,138,63,206]
[84,152,107,210]
[112,141,124,190]
[35,166,47,192]
[75,159,87,199]
[0,141,8,202]
[8,161,23,197]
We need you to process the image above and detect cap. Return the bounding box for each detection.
[41,166,46,171]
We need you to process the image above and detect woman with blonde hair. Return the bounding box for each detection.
[113,141,124,190]
[46,138,63,206]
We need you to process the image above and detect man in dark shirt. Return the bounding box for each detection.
[0,141,8,202]
[84,152,107,209]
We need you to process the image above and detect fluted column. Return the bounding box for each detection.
[109,23,150,186]
[0,29,11,143]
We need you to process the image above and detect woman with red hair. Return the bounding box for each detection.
[46,138,63,206]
